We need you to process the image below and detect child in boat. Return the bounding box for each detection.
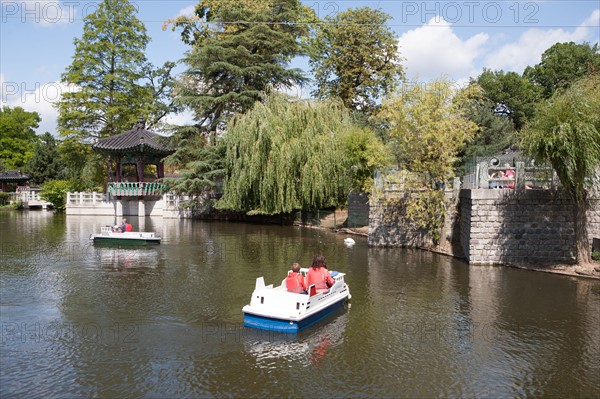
[286,262,308,294]
[307,255,335,294]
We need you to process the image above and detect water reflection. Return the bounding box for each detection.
[1,212,599,398]
[245,308,349,369]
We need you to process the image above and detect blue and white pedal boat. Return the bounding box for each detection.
[242,268,351,333]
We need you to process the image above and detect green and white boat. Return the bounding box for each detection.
[90,226,161,245]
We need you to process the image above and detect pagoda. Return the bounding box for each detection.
[0,170,30,192]
[92,117,174,198]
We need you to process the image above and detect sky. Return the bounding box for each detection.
[1,0,599,135]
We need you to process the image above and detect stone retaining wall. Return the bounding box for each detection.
[461,189,577,265]
[368,191,462,257]
[347,191,369,227]
[369,188,600,266]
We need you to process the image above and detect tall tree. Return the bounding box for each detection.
[309,7,403,115]
[168,0,312,142]
[56,0,173,142]
[217,94,356,215]
[0,106,39,170]
[524,42,600,98]
[375,79,479,240]
[458,85,515,167]
[521,75,600,264]
[474,68,542,130]
[26,132,67,185]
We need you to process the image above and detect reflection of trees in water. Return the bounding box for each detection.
[488,270,600,397]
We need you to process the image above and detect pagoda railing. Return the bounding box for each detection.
[108,182,164,197]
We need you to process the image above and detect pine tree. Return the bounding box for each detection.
[26,132,67,185]
[56,0,157,141]
[169,0,311,142]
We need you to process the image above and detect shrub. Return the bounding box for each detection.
[40,180,71,211]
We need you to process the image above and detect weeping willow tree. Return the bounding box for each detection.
[216,94,354,214]
[521,75,600,264]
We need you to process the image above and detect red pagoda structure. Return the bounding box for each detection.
[92,118,174,198]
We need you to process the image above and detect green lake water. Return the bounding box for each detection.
[1,211,599,398]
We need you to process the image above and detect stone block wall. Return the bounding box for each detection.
[370,187,600,266]
[368,190,463,258]
[347,191,370,227]
[461,189,577,265]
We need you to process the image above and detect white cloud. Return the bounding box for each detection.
[177,4,196,18]
[163,108,195,127]
[485,9,600,73]
[278,83,311,99]
[397,17,489,84]
[1,77,77,135]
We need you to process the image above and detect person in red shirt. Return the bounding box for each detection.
[504,163,516,189]
[306,254,335,294]
[286,263,307,294]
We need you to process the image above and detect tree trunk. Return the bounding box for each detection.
[574,201,591,264]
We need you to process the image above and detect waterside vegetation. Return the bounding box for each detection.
[1,0,599,269]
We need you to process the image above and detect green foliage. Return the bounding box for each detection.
[458,84,515,170]
[57,138,93,180]
[26,132,67,185]
[163,139,226,196]
[80,153,108,187]
[0,192,9,206]
[375,79,478,241]
[309,7,403,115]
[524,42,600,98]
[461,102,514,157]
[592,252,600,262]
[170,0,310,140]
[521,75,600,203]
[163,125,209,169]
[474,68,542,130]
[521,75,599,263]
[341,126,393,192]
[56,0,174,143]
[381,188,446,242]
[40,180,72,211]
[0,106,40,169]
[217,94,353,214]
[377,79,479,182]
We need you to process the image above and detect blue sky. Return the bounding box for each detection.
[1,0,599,135]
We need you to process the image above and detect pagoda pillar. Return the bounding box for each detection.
[158,163,165,179]
[116,160,122,182]
[137,158,144,182]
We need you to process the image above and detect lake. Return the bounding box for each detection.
[1,211,599,398]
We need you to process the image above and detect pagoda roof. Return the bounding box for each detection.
[0,170,30,182]
[92,119,175,156]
